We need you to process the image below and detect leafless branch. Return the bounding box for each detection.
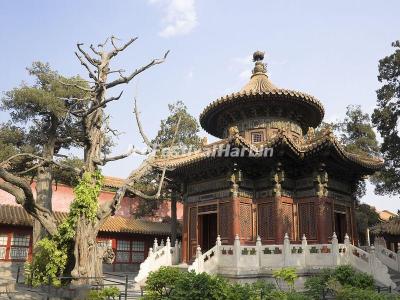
[90,44,101,56]
[97,37,110,48]
[93,147,135,166]
[134,97,152,148]
[109,36,138,59]
[80,91,123,118]
[77,43,100,66]
[74,52,97,81]
[106,50,169,89]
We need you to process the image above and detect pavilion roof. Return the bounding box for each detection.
[154,128,383,172]
[199,51,325,137]
[371,218,400,236]
[0,204,178,236]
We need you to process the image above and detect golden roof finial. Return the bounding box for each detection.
[252,51,267,75]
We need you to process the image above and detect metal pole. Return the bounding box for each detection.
[124,275,128,300]
[16,266,20,284]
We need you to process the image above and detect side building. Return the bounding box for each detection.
[0,176,183,277]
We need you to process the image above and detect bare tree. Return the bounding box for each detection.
[0,36,175,284]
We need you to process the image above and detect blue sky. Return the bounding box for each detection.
[1,0,399,212]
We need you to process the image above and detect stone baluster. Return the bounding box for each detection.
[369,246,377,277]
[256,236,262,268]
[344,233,350,263]
[153,238,158,253]
[174,239,180,264]
[331,232,339,265]
[234,234,241,269]
[160,239,165,247]
[196,245,204,273]
[216,235,221,264]
[165,237,172,265]
[283,233,290,266]
[301,234,307,267]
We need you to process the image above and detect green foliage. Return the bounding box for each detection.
[144,266,182,299]
[152,101,202,150]
[24,238,68,287]
[86,287,120,300]
[305,266,377,299]
[135,101,202,218]
[144,266,311,300]
[372,41,400,196]
[70,171,103,221]
[26,172,103,286]
[273,268,298,291]
[355,203,381,245]
[0,62,88,181]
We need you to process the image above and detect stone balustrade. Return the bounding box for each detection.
[134,237,180,284]
[134,233,395,289]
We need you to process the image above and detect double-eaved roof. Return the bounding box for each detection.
[154,127,383,173]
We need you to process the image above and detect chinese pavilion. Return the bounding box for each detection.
[157,51,383,263]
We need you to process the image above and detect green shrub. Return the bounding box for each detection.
[335,286,390,300]
[144,266,182,299]
[333,265,374,289]
[304,269,334,299]
[273,267,298,291]
[86,286,120,300]
[171,271,231,300]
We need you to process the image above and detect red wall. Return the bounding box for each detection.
[0,181,183,221]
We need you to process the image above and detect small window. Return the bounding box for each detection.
[0,234,7,260]
[251,131,264,143]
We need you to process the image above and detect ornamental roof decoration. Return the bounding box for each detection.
[154,128,384,172]
[200,51,325,137]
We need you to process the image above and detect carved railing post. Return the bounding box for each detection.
[153,238,158,253]
[234,234,241,270]
[173,239,180,264]
[344,233,350,263]
[283,233,290,266]
[216,235,221,264]
[160,239,165,247]
[256,235,262,269]
[196,245,204,273]
[165,237,172,265]
[301,234,308,267]
[369,246,376,277]
[331,232,339,266]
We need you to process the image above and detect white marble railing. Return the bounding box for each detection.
[375,243,400,272]
[134,237,180,284]
[188,233,395,288]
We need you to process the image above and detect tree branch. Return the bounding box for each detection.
[59,80,93,92]
[77,43,100,66]
[0,168,58,236]
[109,36,138,59]
[80,91,123,118]
[106,50,169,89]
[133,97,152,148]
[74,52,97,81]
[93,147,135,166]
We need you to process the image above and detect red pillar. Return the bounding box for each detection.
[181,203,188,263]
[275,196,284,244]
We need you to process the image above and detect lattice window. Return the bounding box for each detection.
[219,202,232,239]
[0,233,7,260]
[11,234,30,247]
[251,132,264,143]
[9,234,30,260]
[299,203,316,239]
[132,241,145,262]
[282,203,294,239]
[116,240,130,263]
[239,203,253,239]
[189,207,197,239]
[258,203,275,240]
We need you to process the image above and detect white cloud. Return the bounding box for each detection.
[187,70,194,79]
[149,0,198,38]
[239,69,252,80]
